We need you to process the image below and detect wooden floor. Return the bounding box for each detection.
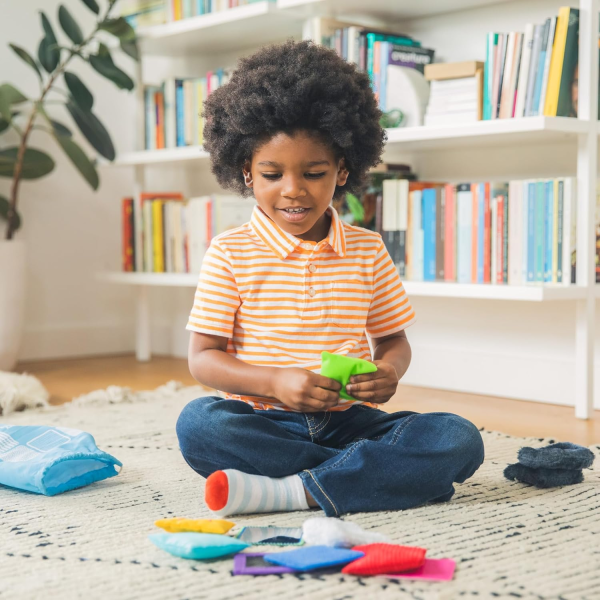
[16,354,600,445]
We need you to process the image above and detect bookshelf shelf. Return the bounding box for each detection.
[276,0,515,21]
[98,272,589,301]
[137,1,302,56]
[112,146,208,166]
[112,118,590,166]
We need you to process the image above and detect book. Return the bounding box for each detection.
[422,188,437,281]
[539,17,557,116]
[424,61,482,81]
[534,180,545,282]
[435,187,445,280]
[498,32,517,118]
[544,180,554,282]
[122,198,135,272]
[484,33,498,120]
[544,7,579,117]
[483,182,491,283]
[514,24,534,117]
[525,24,543,116]
[495,33,508,119]
[456,183,472,283]
[531,19,551,116]
[444,184,456,282]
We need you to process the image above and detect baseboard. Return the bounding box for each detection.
[19,321,173,362]
[403,342,599,409]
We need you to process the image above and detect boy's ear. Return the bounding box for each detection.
[242,160,253,188]
[337,158,349,186]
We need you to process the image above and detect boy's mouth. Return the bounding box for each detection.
[278,207,310,222]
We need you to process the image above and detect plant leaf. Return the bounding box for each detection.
[99,17,136,41]
[81,0,100,15]
[0,84,27,105]
[58,5,84,45]
[39,12,60,72]
[89,45,135,91]
[9,44,42,80]
[55,135,99,190]
[0,195,22,232]
[120,39,140,61]
[66,101,115,160]
[0,117,9,133]
[345,193,365,223]
[64,71,93,111]
[50,119,72,137]
[0,85,27,121]
[0,147,55,180]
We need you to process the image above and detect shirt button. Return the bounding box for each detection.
[308,264,317,273]
[302,243,312,250]
[308,287,316,297]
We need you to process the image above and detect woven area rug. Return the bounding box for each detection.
[1,383,599,600]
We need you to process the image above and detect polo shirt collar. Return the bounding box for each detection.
[250,204,346,260]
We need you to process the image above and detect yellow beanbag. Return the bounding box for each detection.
[154,518,235,534]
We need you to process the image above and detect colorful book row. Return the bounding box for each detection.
[170,0,272,21]
[144,70,231,150]
[483,6,579,120]
[122,194,255,274]
[381,178,577,285]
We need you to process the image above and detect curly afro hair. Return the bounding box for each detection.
[202,40,386,199]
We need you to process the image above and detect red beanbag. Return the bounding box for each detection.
[341,543,427,576]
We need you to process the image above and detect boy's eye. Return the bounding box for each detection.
[261,173,281,180]
[305,172,326,179]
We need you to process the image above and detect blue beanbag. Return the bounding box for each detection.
[149,533,250,559]
[0,425,122,496]
[264,546,365,571]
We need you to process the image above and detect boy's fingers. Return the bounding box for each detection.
[316,375,342,391]
[311,386,339,403]
[349,371,383,384]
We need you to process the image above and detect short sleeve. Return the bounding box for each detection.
[366,238,416,338]
[186,241,240,338]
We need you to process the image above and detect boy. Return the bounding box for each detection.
[177,41,484,517]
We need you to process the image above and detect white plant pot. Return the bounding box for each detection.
[0,240,26,371]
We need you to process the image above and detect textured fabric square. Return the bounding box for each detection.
[154,518,235,534]
[236,526,303,546]
[320,352,378,401]
[264,546,365,572]
[342,543,427,576]
[148,533,249,560]
[517,442,595,470]
[302,517,389,548]
[503,463,584,488]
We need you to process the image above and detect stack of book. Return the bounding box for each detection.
[120,0,167,27]
[484,6,579,119]
[310,19,434,113]
[122,194,255,274]
[144,69,231,150]
[424,62,484,126]
[379,178,578,285]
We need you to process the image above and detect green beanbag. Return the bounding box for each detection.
[321,351,378,401]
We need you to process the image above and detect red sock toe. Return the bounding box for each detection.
[205,471,229,511]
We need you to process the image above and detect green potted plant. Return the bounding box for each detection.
[0,0,138,370]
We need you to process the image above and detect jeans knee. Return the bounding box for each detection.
[442,414,485,472]
[176,396,219,463]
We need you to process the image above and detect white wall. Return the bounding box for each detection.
[5,0,599,410]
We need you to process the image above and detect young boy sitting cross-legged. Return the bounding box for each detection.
[176,40,485,517]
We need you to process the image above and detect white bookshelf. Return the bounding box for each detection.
[104,0,600,418]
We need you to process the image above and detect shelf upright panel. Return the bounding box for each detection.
[575,0,599,418]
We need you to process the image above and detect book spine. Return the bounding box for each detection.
[444,184,455,281]
[155,92,165,149]
[143,201,153,272]
[491,196,497,283]
[490,34,502,119]
[539,17,557,115]
[471,183,478,282]
[175,81,185,147]
[380,41,389,111]
[527,182,535,282]
[551,179,559,282]
[496,194,503,283]
[423,188,437,281]
[436,187,445,280]
[373,41,381,101]
[556,8,580,117]
[531,19,551,116]
[498,32,516,119]
[535,181,545,282]
[509,33,523,118]
[557,179,564,283]
[144,89,154,150]
[544,180,553,282]
[495,34,508,119]
[152,200,165,273]
[521,181,529,284]
[456,183,472,283]
[412,190,423,281]
[502,191,508,283]
[483,182,491,283]
[477,182,485,283]
[483,33,497,120]
[525,24,543,116]
[122,198,134,272]
[515,24,534,118]
[544,7,570,116]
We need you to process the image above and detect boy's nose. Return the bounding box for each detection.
[281,176,306,199]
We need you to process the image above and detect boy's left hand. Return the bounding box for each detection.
[345,361,399,404]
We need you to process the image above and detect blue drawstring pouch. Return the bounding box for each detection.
[0,425,122,496]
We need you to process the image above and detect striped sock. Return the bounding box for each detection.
[205,470,309,517]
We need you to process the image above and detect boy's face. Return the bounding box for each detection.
[244,130,348,242]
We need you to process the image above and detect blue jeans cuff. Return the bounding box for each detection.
[299,469,340,517]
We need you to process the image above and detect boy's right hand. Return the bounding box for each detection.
[271,368,342,412]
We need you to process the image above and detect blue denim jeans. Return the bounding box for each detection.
[176,397,485,517]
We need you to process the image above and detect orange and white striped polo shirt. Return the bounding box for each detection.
[186,205,415,411]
